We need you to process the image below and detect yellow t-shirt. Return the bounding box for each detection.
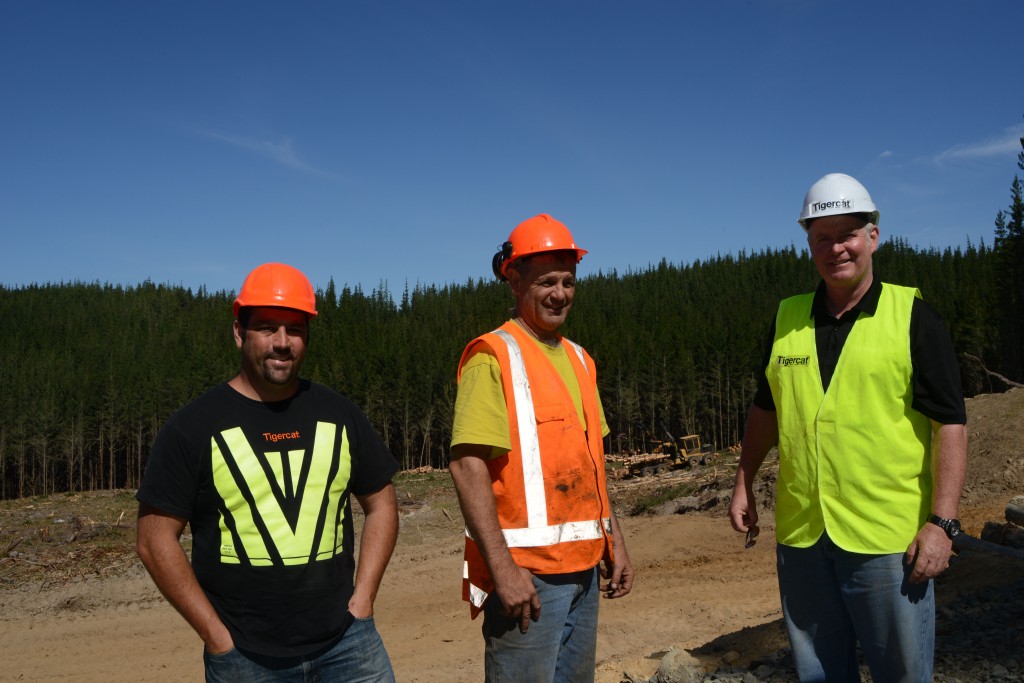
[451,336,610,458]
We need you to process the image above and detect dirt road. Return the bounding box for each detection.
[0,503,780,682]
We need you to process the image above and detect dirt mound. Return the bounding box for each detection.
[951,387,1024,536]
[962,388,1024,496]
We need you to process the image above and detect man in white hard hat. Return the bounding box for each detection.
[729,174,967,682]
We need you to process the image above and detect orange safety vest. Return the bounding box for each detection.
[457,320,614,617]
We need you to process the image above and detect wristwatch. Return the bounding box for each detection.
[929,514,961,539]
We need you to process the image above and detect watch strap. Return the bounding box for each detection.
[929,514,960,538]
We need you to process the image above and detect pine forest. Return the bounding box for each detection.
[1,170,1022,501]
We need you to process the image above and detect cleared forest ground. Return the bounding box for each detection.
[1,388,1022,682]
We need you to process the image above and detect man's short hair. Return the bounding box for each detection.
[804,212,875,231]
[237,306,255,330]
[235,306,311,341]
[508,249,579,277]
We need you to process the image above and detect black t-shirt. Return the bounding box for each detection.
[753,278,967,425]
[137,380,398,657]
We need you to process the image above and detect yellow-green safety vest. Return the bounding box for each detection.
[767,283,932,553]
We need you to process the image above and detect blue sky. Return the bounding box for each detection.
[3,1,1022,296]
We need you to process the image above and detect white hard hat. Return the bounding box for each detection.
[798,173,879,229]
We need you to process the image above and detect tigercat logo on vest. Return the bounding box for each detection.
[777,355,811,367]
[211,422,351,567]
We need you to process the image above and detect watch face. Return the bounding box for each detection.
[931,515,961,538]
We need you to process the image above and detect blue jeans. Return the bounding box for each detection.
[777,533,934,683]
[482,566,600,683]
[203,615,395,683]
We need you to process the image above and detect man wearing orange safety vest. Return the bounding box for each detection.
[449,214,635,682]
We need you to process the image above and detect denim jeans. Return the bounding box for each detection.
[482,566,600,683]
[203,615,395,683]
[777,532,934,683]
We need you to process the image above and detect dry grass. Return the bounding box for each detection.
[0,474,458,590]
[0,490,140,589]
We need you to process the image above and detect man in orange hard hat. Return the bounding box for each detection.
[449,215,635,681]
[137,263,400,682]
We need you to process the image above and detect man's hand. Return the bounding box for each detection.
[493,563,540,633]
[600,553,634,599]
[729,482,759,535]
[347,595,374,619]
[729,404,776,537]
[204,634,236,656]
[905,522,953,583]
[905,421,966,584]
[601,515,634,599]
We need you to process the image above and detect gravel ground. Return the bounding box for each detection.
[641,547,1024,683]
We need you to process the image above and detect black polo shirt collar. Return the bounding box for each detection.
[810,274,883,321]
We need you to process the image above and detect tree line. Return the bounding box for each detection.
[2,165,1021,501]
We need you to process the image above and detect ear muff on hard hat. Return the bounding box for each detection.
[491,241,513,280]
[492,214,588,282]
[233,262,319,318]
[798,173,880,230]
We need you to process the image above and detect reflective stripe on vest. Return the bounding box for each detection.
[481,329,610,550]
[463,561,487,608]
[492,328,545,530]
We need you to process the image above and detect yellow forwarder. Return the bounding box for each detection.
[614,433,718,478]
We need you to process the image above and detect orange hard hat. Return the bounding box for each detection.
[233,263,318,317]
[492,214,587,281]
